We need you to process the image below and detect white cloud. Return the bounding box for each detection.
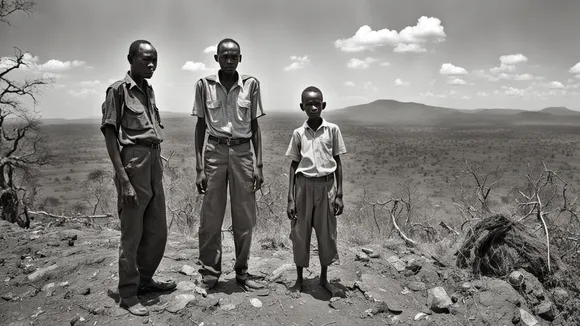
[347,57,377,69]
[489,63,515,74]
[473,69,499,82]
[500,54,528,65]
[461,95,471,100]
[513,74,534,81]
[502,86,526,97]
[182,61,207,71]
[334,16,446,53]
[284,55,310,71]
[68,88,98,98]
[477,91,489,97]
[344,81,356,87]
[394,78,410,87]
[204,45,217,54]
[440,63,467,75]
[393,43,426,53]
[38,59,85,71]
[79,80,100,87]
[548,81,564,89]
[380,61,391,67]
[570,62,580,79]
[447,77,467,86]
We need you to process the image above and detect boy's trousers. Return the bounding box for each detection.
[198,139,256,283]
[115,144,167,299]
[290,173,339,267]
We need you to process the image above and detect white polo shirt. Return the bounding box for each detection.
[285,119,347,178]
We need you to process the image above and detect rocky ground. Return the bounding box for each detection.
[0,218,574,326]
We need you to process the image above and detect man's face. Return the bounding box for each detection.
[215,42,241,75]
[132,43,158,79]
[301,91,326,119]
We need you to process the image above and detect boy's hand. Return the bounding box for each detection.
[196,170,208,194]
[120,180,139,207]
[253,167,264,192]
[287,199,297,220]
[334,197,344,216]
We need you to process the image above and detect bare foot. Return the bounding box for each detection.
[320,280,346,298]
[286,280,302,298]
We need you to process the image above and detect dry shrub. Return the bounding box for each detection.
[456,214,566,283]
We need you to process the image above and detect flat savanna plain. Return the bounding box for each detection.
[39,112,580,228]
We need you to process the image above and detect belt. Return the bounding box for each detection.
[132,139,161,149]
[208,135,251,146]
[299,173,334,181]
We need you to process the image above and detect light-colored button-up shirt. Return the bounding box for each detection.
[192,72,265,139]
[285,119,347,178]
[101,72,164,146]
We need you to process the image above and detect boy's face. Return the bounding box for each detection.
[131,43,157,79]
[300,91,326,119]
[215,42,241,75]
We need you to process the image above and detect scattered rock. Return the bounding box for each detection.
[165,294,196,313]
[193,285,207,298]
[535,301,555,321]
[7,321,33,326]
[176,281,196,292]
[472,280,484,289]
[256,289,270,297]
[508,271,524,288]
[355,253,370,262]
[361,248,374,255]
[70,315,85,326]
[269,263,293,282]
[419,269,439,285]
[329,298,350,311]
[414,312,428,321]
[519,309,539,326]
[385,300,403,314]
[2,292,17,301]
[369,253,381,259]
[79,287,90,295]
[42,283,55,297]
[451,292,462,303]
[552,287,568,306]
[221,303,236,311]
[427,287,452,313]
[27,264,58,282]
[406,258,424,273]
[407,281,426,292]
[250,298,263,308]
[370,301,389,315]
[197,295,220,312]
[461,282,472,290]
[179,265,196,276]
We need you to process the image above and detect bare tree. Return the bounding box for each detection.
[81,168,114,216]
[0,0,52,226]
[453,160,504,220]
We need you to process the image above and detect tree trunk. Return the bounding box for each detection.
[0,188,19,224]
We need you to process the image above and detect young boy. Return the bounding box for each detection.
[286,86,347,298]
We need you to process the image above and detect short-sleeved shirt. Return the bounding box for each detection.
[100,72,164,146]
[285,119,347,178]
[191,72,265,139]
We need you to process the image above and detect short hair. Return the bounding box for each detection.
[128,40,152,62]
[217,38,241,53]
[302,86,323,100]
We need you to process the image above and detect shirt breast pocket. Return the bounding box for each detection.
[236,99,251,123]
[206,100,222,124]
[121,95,151,131]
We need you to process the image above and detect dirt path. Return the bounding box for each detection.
[0,219,563,326]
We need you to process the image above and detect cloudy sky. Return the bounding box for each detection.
[1,0,580,119]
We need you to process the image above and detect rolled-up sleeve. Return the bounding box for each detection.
[100,86,121,134]
[332,126,347,156]
[192,79,205,118]
[285,130,301,162]
[250,79,265,120]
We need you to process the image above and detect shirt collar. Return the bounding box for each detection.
[215,71,243,89]
[124,71,151,91]
[303,118,328,131]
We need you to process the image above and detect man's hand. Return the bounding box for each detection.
[287,199,297,220]
[120,180,139,207]
[196,170,208,194]
[253,167,264,192]
[334,196,344,216]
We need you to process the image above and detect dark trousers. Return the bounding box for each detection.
[198,140,256,283]
[115,145,167,298]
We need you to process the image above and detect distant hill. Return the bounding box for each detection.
[326,99,580,126]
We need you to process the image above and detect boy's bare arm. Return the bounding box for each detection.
[287,160,299,219]
[251,119,264,191]
[194,118,207,194]
[103,126,138,207]
[333,155,344,216]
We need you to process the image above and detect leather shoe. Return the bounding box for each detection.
[236,277,265,290]
[120,296,149,316]
[138,279,176,294]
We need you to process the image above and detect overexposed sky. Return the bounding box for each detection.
[1,0,580,119]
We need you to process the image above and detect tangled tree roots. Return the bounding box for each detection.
[456,214,565,283]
